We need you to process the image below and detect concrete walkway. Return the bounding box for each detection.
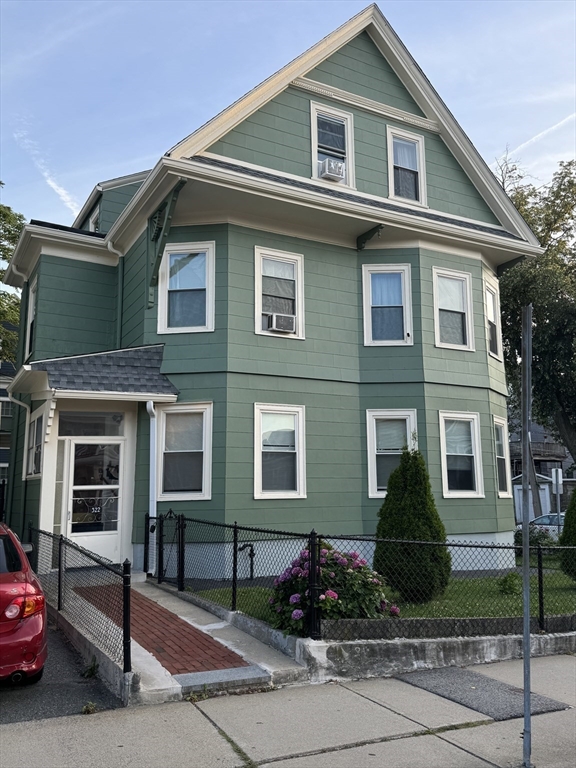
[1,655,574,767]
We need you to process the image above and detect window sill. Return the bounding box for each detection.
[254,492,307,500]
[311,176,356,192]
[157,493,211,502]
[388,194,429,210]
[256,329,305,341]
[489,351,503,362]
[435,342,476,352]
[157,327,214,335]
[443,491,485,499]
[364,338,413,347]
[368,491,388,499]
[498,491,513,499]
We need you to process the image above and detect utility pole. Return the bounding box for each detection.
[521,304,533,768]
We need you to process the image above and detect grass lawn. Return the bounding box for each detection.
[194,572,575,624]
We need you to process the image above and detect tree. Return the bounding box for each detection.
[373,448,451,603]
[0,182,25,362]
[559,489,576,581]
[498,160,576,460]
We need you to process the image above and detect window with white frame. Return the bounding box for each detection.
[88,208,100,233]
[433,267,475,351]
[367,409,417,497]
[26,411,44,476]
[255,247,304,338]
[254,404,306,499]
[157,403,212,500]
[311,102,354,187]
[439,411,484,497]
[1,400,12,418]
[493,416,511,496]
[362,264,412,345]
[485,281,501,358]
[26,278,37,358]
[158,242,215,334]
[387,126,427,205]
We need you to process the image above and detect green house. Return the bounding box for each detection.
[4,5,541,568]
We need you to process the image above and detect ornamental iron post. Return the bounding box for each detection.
[143,513,150,574]
[231,522,238,612]
[157,514,164,585]
[177,515,185,592]
[308,530,321,640]
[537,545,545,632]
[122,559,132,673]
[57,535,64,612]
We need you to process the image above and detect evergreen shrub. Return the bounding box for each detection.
[559,489,576,581]
[373,448,451,603]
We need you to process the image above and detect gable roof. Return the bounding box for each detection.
[166,4,538,247]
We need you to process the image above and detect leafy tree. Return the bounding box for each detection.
[498,160,576,460]
[559,488,576,581]
[373,448,451,603]
[0,182,25,361]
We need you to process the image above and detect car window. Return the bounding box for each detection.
[0,535,22,573]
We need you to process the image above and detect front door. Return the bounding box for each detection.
[67,440,123,562]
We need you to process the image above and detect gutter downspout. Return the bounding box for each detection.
[146,401,157,575]
[107,241,124,348]
[7,394,30,535]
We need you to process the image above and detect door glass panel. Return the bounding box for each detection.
[73,444,120,486]
[72,490,119,533]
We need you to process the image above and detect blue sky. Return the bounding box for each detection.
[1,0,574,226]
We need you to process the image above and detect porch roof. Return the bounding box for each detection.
[9,345,179,402]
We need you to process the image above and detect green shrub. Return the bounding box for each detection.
[514,525,556,555]
[373,448,451,603]
[559,489,576,581]
[497,571,522,596]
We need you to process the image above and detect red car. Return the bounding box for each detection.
[0,523,47,684]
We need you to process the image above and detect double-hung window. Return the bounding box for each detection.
[367,410,417,497]
[493,416,511,496]
[433,267,475,351]
[485,279,501,358]
[157,403,212,500]
[26,278,37,359]
[158,242,215,333]
[255,247,304,338]
[362,264,412,345]
[439,411,484,498]
[311,103,354,187]
[387,126,426,205]
[254,404,306,499]
[26,411,44,477]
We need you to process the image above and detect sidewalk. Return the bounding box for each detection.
[1,655,574,767]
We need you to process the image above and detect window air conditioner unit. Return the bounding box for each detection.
[267,314,296,333]
[319,157,345,181]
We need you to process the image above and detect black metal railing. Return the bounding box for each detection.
[145,513,576,641]
[28,527,131,672]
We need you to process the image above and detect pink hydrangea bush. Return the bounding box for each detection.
[269,546,399,636]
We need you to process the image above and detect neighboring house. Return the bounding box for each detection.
[0,358,16,493]
[4,5,542,567]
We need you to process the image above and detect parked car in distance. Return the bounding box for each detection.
[516,514,565,541]
[0,524,47,684]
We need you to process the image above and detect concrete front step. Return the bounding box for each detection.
[174,664,272,695]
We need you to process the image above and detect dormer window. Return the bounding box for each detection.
[311,103,354,187]
[387,126,427,206]
[88,208,100,233]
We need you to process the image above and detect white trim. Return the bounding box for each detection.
[254,403,306,500]
[88,208,100,233]
[433,266,475,351]
[24,402,50,480]
[386,125,427,207]
[484,274,503,361]
[493,415,512,498]
[439,411,484,498]
[293,77,440,133]
[72,170,150,230]
[156,402,213,502]
[157,241,216,334]
[51,390,178,403]
[366,409,417,498]
[254,247,305,339]
[310,102,355,188]
[25,277,37,361]
[362,264,413,346]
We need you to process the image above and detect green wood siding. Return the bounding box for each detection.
[32,255,117,360]
[305,31,424,116]
[99,182,143,234]
[121,233,147,348]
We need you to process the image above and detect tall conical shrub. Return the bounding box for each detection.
[559,488,576,581]
[373,448,451,603]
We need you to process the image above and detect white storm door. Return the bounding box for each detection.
[67,440,123,562]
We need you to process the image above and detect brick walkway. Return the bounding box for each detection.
[76,585,248,676]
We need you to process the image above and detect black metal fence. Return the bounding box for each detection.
[146,512,576,641]
[28,527,131,672]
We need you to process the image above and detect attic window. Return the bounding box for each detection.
[88,208,100,233]
[311,103,354,187]
[387,126,427,206]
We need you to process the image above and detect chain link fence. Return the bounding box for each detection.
[29,527,131,671]
[147,513,576,641]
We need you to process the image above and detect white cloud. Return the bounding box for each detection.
[13,123,80,216]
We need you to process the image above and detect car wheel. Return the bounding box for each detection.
[25,668,44,685]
